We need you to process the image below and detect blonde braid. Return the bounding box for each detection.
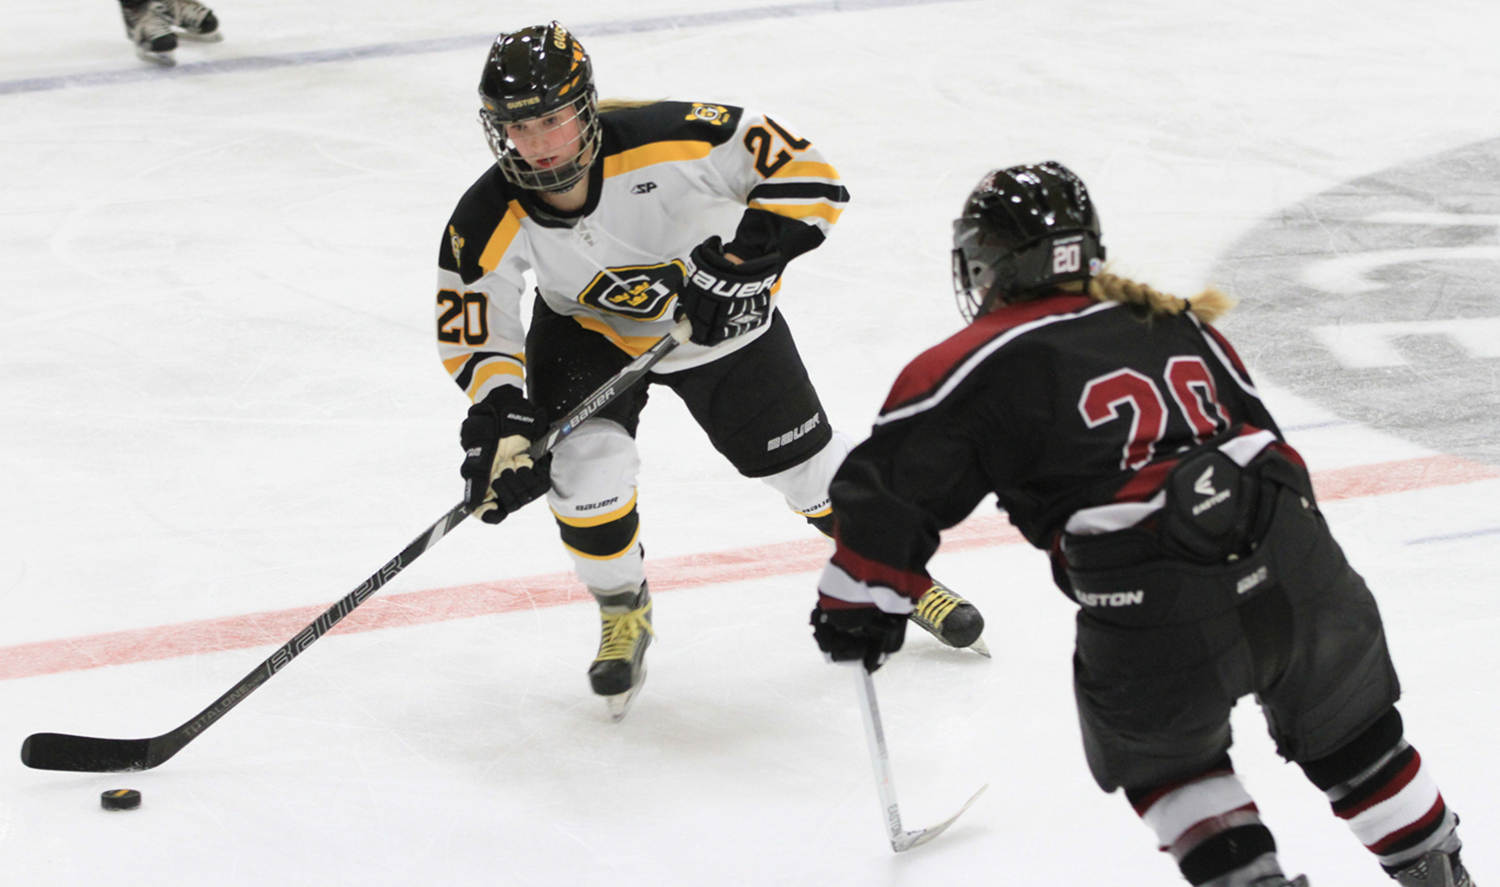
[1087,273,1235,324]
[597,98,665,112]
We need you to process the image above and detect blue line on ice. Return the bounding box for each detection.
[1406,527,1500,545]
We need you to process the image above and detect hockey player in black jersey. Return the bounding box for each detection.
[810,162,1475,887]
[439,22,985,719]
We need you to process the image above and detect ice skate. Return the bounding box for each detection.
[160,0,222,41]
[1200,854,1308,887]
[1395,850,1475,887]
[121,1,177,66]
[910,581,989,657]
[587,584,653,722]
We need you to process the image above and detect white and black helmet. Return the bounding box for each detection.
[952,161,1105,321]
[477,22,601,193]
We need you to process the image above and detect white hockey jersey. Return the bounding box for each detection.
[436,101,849,402]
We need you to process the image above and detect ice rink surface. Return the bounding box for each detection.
[3,1,1499,884]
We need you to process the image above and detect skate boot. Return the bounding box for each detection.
[910,580,989,657]
[121,1,177,66]
[1200,853,1308,887]
[587,583,653,721]
[1394,850,1475,887]
[160,0,222,41]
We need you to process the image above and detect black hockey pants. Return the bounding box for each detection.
[1062,456,1401,793]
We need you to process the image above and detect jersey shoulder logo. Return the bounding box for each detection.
[685,103,733,126]
[631,181,658,194]
[578,262,685,321]
[448,224,466,268]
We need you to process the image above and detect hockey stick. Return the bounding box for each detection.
[852,662,987,852]
[21,319,692,773]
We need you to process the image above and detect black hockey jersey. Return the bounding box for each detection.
[817,292,1302,614]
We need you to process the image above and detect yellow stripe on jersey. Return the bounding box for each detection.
[443,352,473,375]
[467,359,525,399]
[445,350,524,377]
[479,200,528,275]
[571,315,663,357]
[553,490,638,527]
[604,141,714,178]
[748,200,844,226]
[562,523,642,561]
[766,160,842,182]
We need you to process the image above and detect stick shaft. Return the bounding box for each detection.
[21,320,691,773]
[852,664,905,841]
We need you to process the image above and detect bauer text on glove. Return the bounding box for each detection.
[675,236,784,346]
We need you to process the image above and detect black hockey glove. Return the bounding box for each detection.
[811,600,907,672]
[675,236,783,346]
[460,387,552,524]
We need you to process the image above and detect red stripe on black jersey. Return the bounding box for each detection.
[881,294,1097,415]
[1110,425,1294,506]
[1114,458,1179,503]
[829,536,933,603]
[1268,439,1307,469]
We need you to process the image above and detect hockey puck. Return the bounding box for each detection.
[100,789,141,811]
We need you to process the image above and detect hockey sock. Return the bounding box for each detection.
[1127,756,1279,886]
[1298,709,1460,874]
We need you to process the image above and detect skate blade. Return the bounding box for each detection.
[603,666,647,723]
[177,31,224,42]
[135,48,176,66]
[915,619,991,658]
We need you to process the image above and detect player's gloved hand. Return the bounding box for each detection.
[811,598,907,672]
[675,235,783,346]
[460,386,552,524]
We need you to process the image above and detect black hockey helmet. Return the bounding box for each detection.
[951,161,1105,321]
[478,22,601,193]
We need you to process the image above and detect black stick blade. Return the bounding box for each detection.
[21,733,153,772]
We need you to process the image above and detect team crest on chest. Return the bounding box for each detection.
[578,261,686,321]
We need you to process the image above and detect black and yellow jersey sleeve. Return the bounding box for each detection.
[599,101,850,262]
[435,167,530,402]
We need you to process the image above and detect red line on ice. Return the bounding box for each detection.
[2,454,1495,682]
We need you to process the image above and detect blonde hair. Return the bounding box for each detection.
[1084,273,1236,324]
[597,98,662,113]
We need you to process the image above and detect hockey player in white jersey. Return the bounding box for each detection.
[437,22,985,718]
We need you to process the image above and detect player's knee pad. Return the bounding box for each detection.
[760,430,853,529]
[1298,707,1404,790]
[547,420,644,570]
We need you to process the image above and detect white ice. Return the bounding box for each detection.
[2,1,1498,884]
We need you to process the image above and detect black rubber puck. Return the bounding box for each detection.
[101,789,141,811]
